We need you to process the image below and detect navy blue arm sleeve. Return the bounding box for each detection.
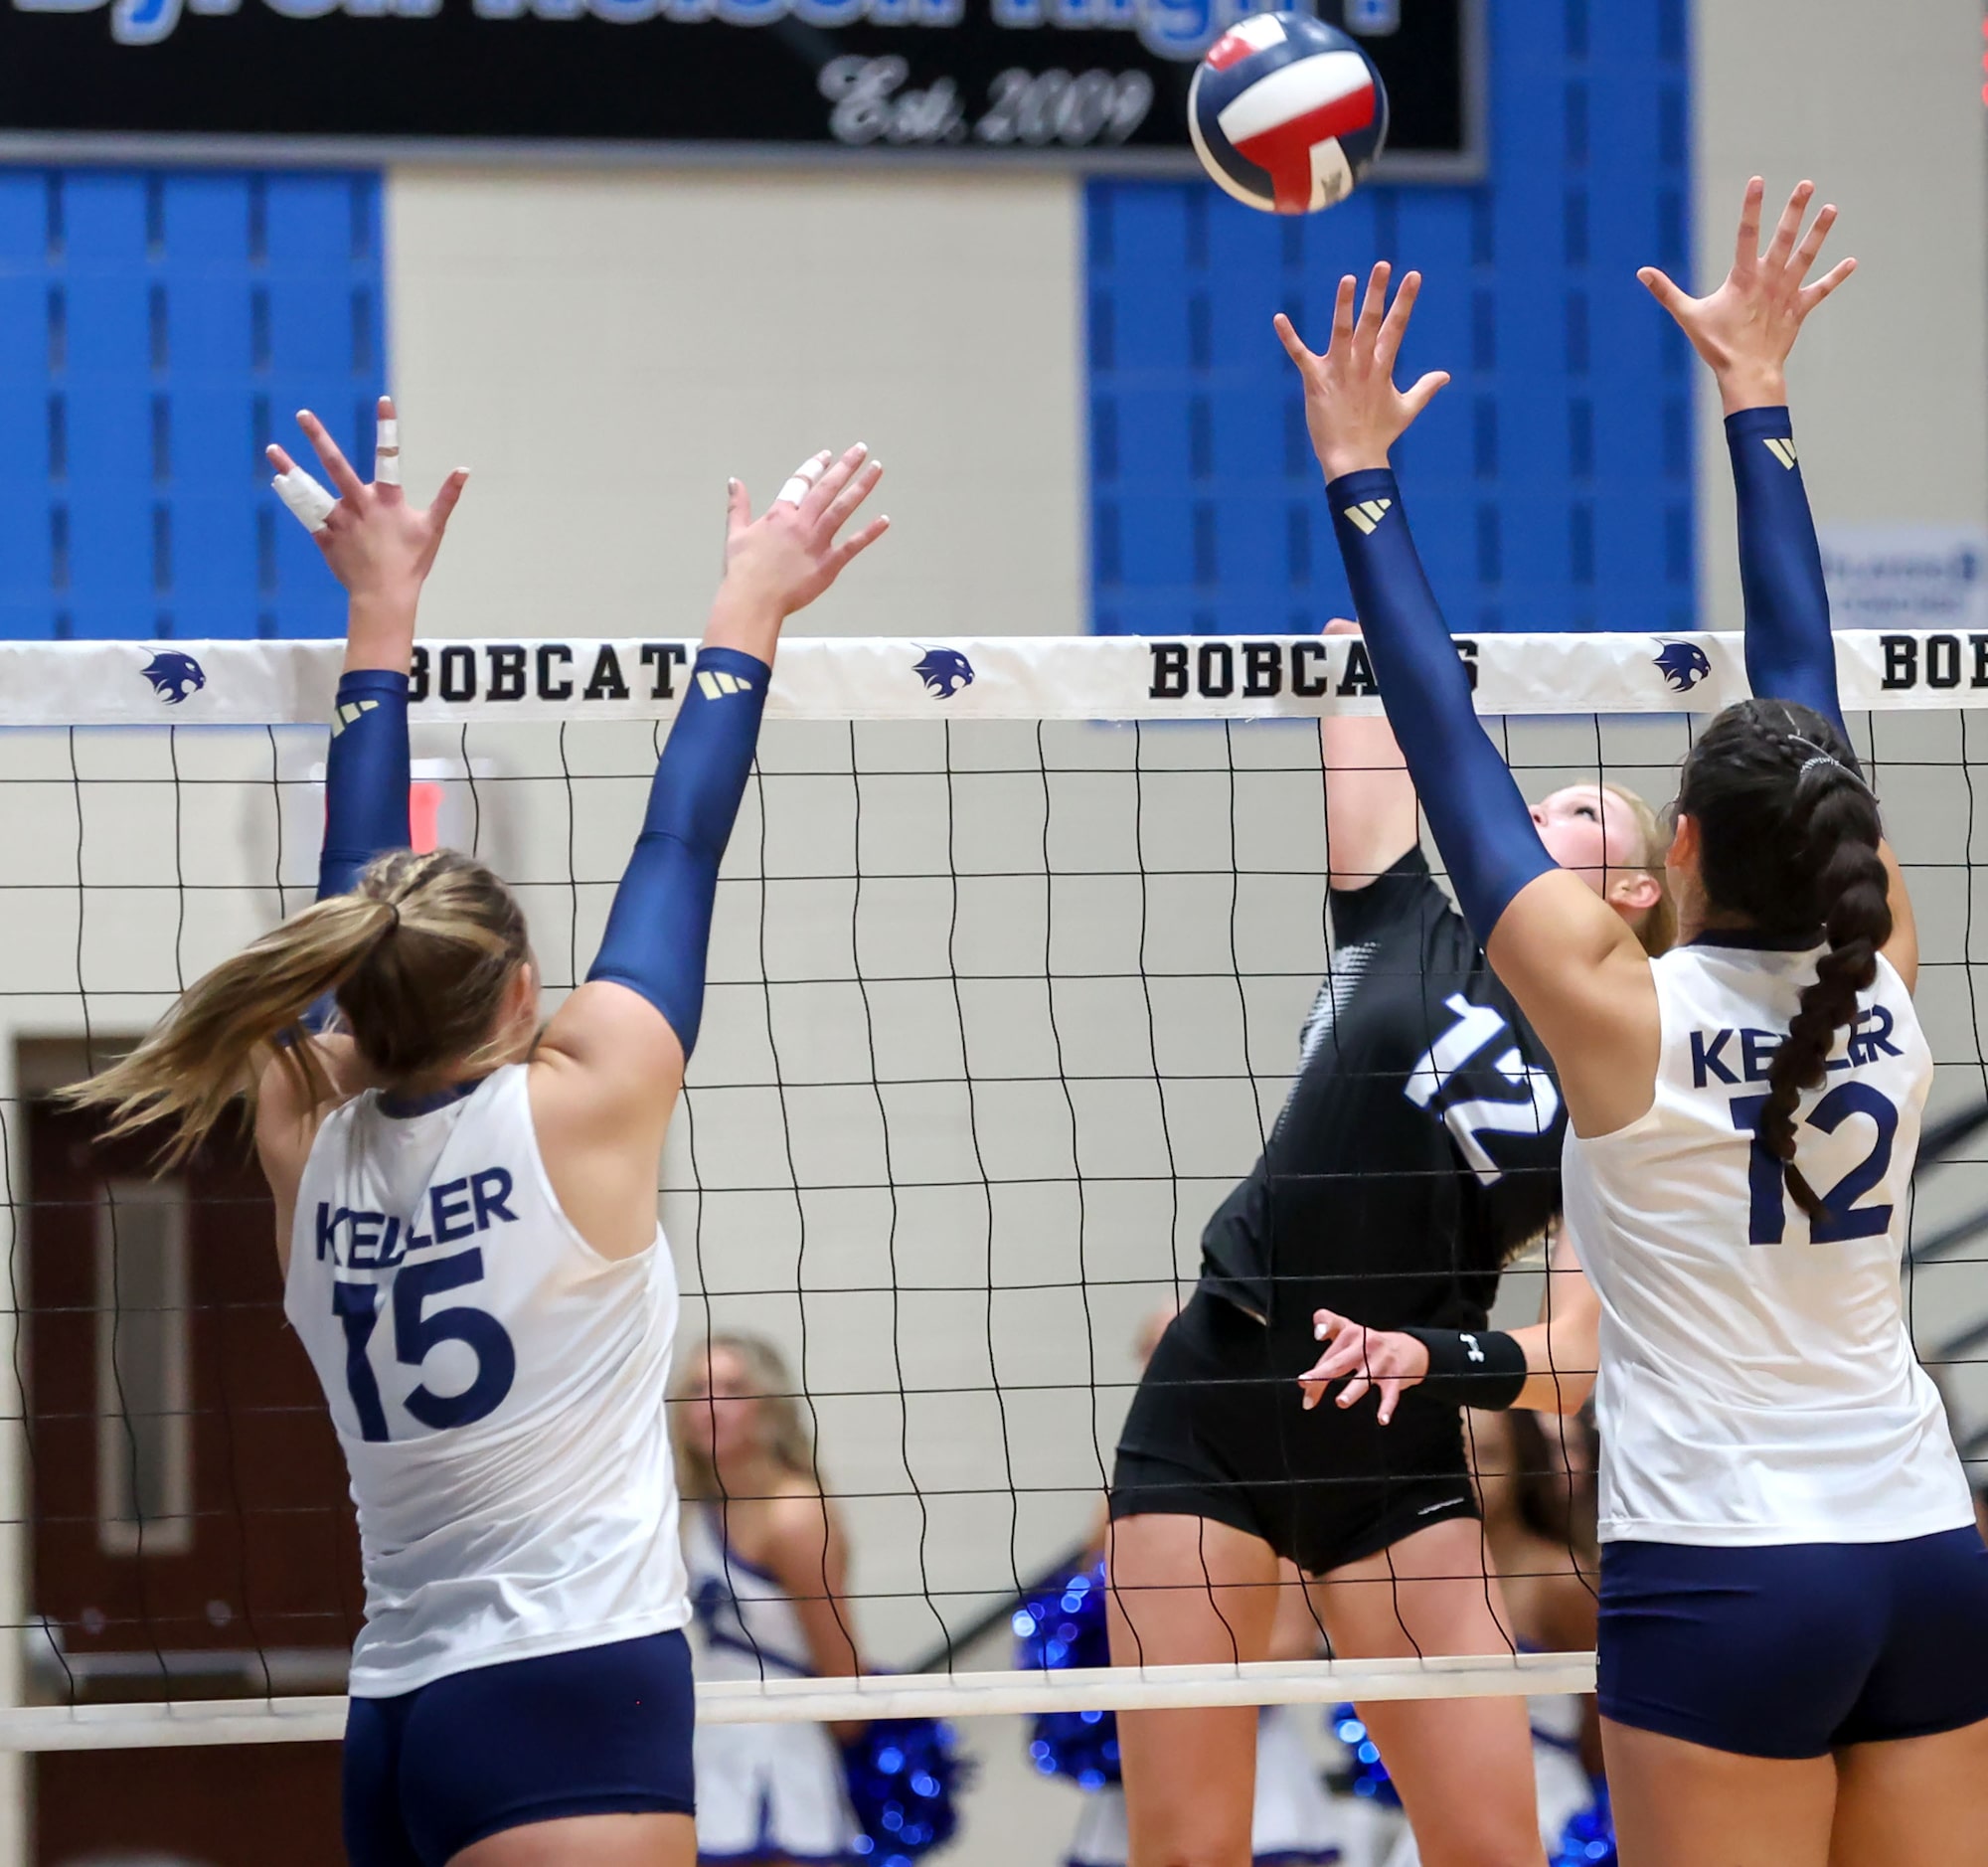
[585,645,768,1059]
[1326,469,1556,945]
[1726,406,1846,738]
[317,669,413,901]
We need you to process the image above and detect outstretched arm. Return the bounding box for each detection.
[1278,267,1658,1135]
[570,445,887,1069]
[256,399,468,1239]
[1639,177,1856,732]
[267,399,469,902]
[1643,178,1916,986]
[1319,617,1419,891]
[530,446,889,1259]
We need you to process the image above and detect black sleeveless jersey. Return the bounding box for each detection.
[1200,846,1565,1334]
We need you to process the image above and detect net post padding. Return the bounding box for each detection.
[0,1651,1598,1752]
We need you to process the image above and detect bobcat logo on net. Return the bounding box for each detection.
[914,648,976,699]
[140,651,206,705]
[1652,642,1712,693]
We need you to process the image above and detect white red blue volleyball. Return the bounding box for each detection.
[1189,14,1389,215]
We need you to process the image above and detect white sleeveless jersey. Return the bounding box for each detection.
[682,1501,814,1681]
[1563,937,1973,1547]
[285,1064,689,1696]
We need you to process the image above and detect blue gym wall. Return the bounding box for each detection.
[0,170,385,641]
[0,0,1688,645]
[1087,0,1695,637]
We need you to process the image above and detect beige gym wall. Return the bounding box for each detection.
[1692,0,1988,628]
[386,168,1087,642]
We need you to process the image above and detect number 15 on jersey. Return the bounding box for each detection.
[334,1251,518,1443]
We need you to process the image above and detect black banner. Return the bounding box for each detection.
[0,0,1479,171]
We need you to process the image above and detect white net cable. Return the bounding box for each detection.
[1,630,1983,1752]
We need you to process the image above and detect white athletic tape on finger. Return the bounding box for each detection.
[375,417,401,487]
[773,453,829,508]
[272,466,337,533]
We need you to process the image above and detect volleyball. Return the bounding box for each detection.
[1188,12,1389,215]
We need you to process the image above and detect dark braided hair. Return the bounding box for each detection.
[1677,698,1891,1220]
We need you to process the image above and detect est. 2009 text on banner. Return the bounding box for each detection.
[0,0,1479,169]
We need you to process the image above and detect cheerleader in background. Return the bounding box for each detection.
[671,1333,866,1866]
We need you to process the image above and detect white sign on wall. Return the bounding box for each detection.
[1820,524,1988,631]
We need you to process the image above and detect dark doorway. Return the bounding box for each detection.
[21,1040,357,1865]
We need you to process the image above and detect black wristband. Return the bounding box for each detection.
[1401,1327,1529,1410]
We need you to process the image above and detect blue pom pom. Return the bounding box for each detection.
[1549,1781,1616,1867]
[844,1717,970,1861]
[1329,1702,1401,1808]
[1016,1557,1123,1788]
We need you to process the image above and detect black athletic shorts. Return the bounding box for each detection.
[1109,1287,1480,1578]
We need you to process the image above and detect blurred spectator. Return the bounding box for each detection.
[672,1333,866,1865]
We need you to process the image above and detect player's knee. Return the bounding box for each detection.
[1408,1821,1545,1867]
[1128,1840,1249,1867]
[1124,1793,1253,1867]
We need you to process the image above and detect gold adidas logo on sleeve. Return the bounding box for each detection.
[329,697,380,739]
[1341,497,1395,535]
[1762,436,1798,470]
[696,667,754,700]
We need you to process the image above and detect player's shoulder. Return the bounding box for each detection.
[1330,843,1465,952]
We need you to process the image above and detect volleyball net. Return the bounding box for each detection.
[1,628,1985,1752]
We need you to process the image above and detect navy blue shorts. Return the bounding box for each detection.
[1598,1529,1988,1759]
[343,1629,697,1866]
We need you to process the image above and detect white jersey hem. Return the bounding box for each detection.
[349,1600,692,1699]
[1598,1504,1977,1549]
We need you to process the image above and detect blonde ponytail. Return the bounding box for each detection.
[68,893,399,1164]
[68,847,531,1166]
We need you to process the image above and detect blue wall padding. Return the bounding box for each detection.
[1087,0,1694,636]
[0,168,386,641]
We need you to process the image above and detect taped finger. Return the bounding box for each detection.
[774,450,831,509]
[273,465,337,534]
[375,415,402,488]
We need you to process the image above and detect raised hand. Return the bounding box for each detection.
[1297,1307,1430,1426]
[1638,177,1856,414]
[720,442,889,621]
[1274,262,1450,482]
[268,396,469,602]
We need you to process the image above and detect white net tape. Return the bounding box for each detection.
[1,631,1983,1751]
